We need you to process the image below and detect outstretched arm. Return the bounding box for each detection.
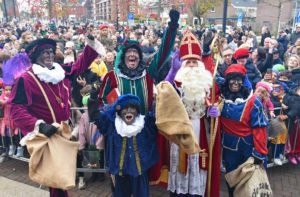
[147,9,179,78]
[63,35,106,77]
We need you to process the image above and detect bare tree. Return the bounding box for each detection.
[190,0,221,22]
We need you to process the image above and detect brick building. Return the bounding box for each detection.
[256,0,294,35]
[93,0,138,24]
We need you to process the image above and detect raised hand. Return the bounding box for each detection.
[165,49,181,83]
[169,9,180,25]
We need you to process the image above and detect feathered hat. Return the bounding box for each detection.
[2,53,31,86]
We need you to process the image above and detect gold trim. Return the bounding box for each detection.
[119,137,127,176]
[61,81,71,107]
[133,136,142,175]
[116,74,123,95]
[141,77,148,112]
[180,30,201,60]
[181,54,201,60]
[28,71,57,123]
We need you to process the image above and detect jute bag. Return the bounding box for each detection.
[155,81,200,154]
[26,123,79,190]
[225,157,273,197]
[25,71,79,190]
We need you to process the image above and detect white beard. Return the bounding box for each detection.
[175,61,213,119]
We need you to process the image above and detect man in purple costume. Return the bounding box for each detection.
[9,35,105,197]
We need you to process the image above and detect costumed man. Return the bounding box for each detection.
[98,9,180,184]
[164,30,221,197]
[9,36,105,197]
[88,93,159,197]
[220,64,268,196]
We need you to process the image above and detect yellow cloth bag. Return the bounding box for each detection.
[26,123,79,190]
[155,81,200,154]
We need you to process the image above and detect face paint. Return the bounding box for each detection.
[120,106,138,125]
[228,78,243,93]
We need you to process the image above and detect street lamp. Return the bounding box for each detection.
[116,0,119,31]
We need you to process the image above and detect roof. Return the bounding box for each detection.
[231,0,257,8]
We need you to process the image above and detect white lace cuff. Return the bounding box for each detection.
[20,119,45,146]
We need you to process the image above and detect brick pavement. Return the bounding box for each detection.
[1,158,300,197]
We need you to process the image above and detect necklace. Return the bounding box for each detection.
[46,83,65,109]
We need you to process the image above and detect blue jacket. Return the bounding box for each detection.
[94,111,159,177]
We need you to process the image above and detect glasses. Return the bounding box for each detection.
[229,79,243,85]
[273,86,282,92]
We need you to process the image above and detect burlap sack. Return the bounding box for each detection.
[225,157,273,197]
[155,81,200,154]
[26,123,79,190]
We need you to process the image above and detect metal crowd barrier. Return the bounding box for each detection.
[3,107,300,170]
[4,107,108,173]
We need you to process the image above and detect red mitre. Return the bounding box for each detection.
[224,64,247,76]
[180,30,201,61]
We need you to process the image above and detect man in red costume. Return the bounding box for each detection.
[165,30,220,197]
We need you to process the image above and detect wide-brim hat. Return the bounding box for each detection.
[25,38,56,63]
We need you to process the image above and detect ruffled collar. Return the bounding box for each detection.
[223,90,253,105]
[115,115,145,137]
[32,63,65,84]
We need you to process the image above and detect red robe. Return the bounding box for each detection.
[150,55,221,197]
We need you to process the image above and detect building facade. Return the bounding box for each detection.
[93,0,138,24]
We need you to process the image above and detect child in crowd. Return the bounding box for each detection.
[255,81,275,118]
[77,85,105,189]
[0,85,20,163]
[269,82,288,165]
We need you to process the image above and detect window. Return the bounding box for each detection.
[211,7,215,13]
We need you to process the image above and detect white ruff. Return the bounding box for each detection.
[32,63,65,84]
[115,115,145,137]
[224,90,254,105]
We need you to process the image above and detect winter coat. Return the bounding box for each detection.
[245,59,262,88]
[290,32,300,45]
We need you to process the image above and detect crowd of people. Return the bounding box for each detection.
[0,9,299,197]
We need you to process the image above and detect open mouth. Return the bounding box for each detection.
[125,114,134,122]
[128,57,137,63]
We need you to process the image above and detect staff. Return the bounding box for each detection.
[207,33,220,197]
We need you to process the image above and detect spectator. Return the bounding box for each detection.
[218,47,233,77]
[234,47,262,88]
[260,26,271,46]
[252,47,272,74]
[290,24,300,45]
